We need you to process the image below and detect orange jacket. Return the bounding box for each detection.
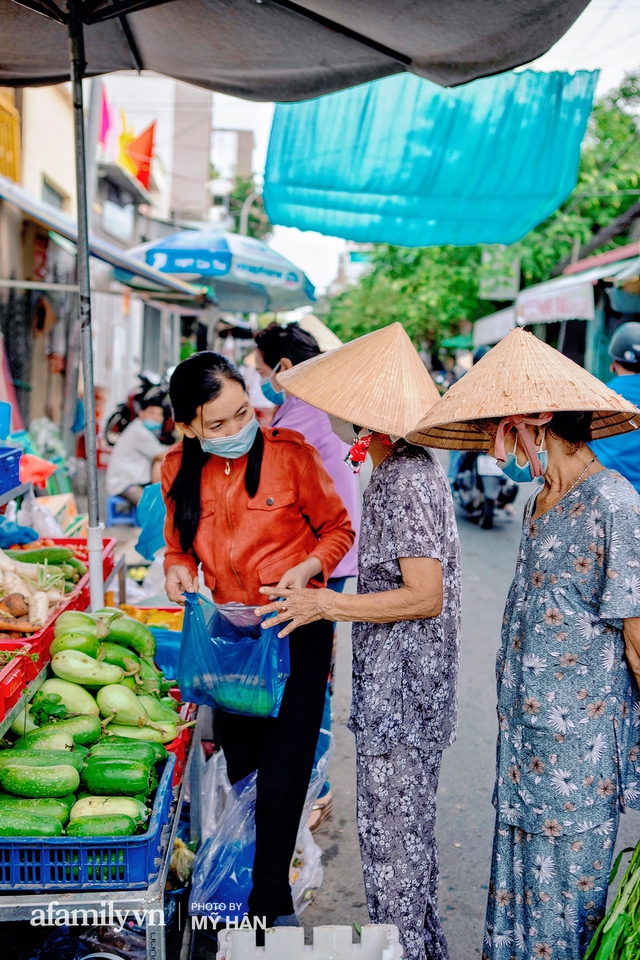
[161,426,355,605]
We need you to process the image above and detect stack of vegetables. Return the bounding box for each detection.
[0,545,87,639]
[0,609,191,839]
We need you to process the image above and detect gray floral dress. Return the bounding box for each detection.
[349,443,462,960]
[484,469,640,960]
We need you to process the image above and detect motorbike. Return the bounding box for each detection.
[453,452,518,530]
[104,371,175,446]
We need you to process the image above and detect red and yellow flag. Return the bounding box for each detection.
[118,110,155,190]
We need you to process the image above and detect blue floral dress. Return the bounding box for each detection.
[484,469,640,960]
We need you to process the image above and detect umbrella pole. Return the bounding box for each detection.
[68,13,104,610]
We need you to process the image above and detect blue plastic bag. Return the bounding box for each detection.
[179,593,290,718]
[0,514,38,546]
[135,482,166,562]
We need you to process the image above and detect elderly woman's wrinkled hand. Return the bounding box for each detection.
[255,586,332,638]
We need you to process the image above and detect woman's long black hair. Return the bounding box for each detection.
[254,321,320,369]
[167,351,263,553]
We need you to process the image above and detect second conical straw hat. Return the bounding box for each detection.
[407,327,639,449]
[276,322,441,437]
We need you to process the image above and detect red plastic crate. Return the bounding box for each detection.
[0,641,37,722]
[165,700,196,787]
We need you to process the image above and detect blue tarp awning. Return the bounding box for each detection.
[264,70,598,248]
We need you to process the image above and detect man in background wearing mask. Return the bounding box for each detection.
[106,396,168,505]
[589,321,640,495]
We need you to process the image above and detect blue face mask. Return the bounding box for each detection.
[143,420,163,434]
[261,363,285,406]
[499,449,548,483]
[497,429,548,483]
[195,415,260,459]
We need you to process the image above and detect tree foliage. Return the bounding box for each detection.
[326,245,483,344]
[325,71,640,346]
[227,173,272,241]
[517,70,640,284]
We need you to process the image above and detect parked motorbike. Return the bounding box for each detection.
[453,452,518,529]
[104,371,175,446]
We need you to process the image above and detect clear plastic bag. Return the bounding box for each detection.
[200,748,232,842]
[190,733,334,921]
[290,824,323,914]
[179,593,290,718]
[17,490,64,538]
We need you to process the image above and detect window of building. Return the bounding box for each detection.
[42,178,66,210]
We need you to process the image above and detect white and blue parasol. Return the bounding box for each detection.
[123,230,315,313]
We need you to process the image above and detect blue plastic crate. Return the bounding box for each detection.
[0,754,176,890]
[0,445,21,496]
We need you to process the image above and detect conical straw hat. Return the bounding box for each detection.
[277,322,441,437]
[407,327,639,450]
[298,314,343,352]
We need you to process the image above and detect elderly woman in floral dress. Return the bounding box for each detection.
[257,323,461,960]
[409,328,640,960]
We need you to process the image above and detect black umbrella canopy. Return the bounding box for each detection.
[1,0,590,97]
[0,0,591,611]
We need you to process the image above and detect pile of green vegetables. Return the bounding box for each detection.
[0,608,190,839]
[585,839,640,960]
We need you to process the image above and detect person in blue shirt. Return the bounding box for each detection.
[590,321,640,493]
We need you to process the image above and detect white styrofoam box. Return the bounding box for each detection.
[216,924,404,960]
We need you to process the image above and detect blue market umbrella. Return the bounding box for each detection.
[123,231,315,313]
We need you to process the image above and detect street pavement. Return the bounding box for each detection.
[302,482,640,957]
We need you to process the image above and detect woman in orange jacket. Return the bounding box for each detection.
[161,351,354,928]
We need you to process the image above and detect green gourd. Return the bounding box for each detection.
[0,795,73,824]
[70,795,148,825]
[97,684,149,726]
[51,650,124,688]
[38,679,100,717]
[12,728,75,752]
[81,758,155,797]
[101,722,178,744]
[0,811,63,836]
[0,750,86,772]
[0,763,80,798]
[137,695,180,724]
[98,642,141,673]
[50,633,102,659]
[88,740,165,765]
[53,611,108,641]
[94,609,156,658]
[66,814,137,837]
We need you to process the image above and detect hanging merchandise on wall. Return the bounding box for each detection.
[264,70,598,248]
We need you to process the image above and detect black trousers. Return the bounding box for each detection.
[216,618,332,925]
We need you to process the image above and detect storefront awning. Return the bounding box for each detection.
[473,307,516,346]
[515,260,638,326]
[612,257,640,285]
[0,174,202,297]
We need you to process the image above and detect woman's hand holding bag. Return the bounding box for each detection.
[256,586,333,637]
[166,564,199,604]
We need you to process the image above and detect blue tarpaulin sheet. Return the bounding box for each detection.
[264,70,598,248]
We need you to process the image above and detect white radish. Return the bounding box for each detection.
[0,549,40,582]
[29,590,50,625]
[2,572,34,598]
[45,588,65,606]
